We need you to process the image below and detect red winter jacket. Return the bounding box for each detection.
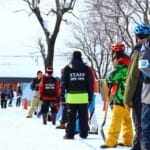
[89,67,98,93]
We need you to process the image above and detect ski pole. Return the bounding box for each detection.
[100,86,111,142]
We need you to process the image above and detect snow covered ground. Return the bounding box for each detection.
[0,95,132,150]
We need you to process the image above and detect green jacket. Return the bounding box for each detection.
[124,41,144,106]
[106,57,130,106]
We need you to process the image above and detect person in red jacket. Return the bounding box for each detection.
[39,66,60,125]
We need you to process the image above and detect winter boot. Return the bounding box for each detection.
[51,113,56,125]
[42,113,47,125]
[34,111,37,115]
[100,144,117,149]
[63,134,74,139]
[56,123,66,129]
[130,141,141,150]
[118,143,132,147]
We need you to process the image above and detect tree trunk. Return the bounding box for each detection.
[46,40,55,67]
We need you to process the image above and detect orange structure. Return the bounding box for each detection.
[23,98,28,110]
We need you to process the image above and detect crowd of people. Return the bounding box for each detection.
[100,23,150,150]
[0,84,22,108]
[1,23,150,150]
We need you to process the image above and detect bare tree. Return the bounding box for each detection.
[86,0,150,49]
[69,19,112,79]
[21,0,76,70]
[69,0,150,79]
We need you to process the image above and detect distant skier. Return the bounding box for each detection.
[100,42,133,148]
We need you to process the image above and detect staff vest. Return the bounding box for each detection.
[67,66,88,93]
[43,76,57,98]
[66,65,89,104]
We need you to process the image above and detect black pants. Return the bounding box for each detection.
[65,104,88,138]
[16,97,21,107]
[42,101,57,114]
[8,98,13,105]
[1,99,7,108]
[60,103,67,124]
[132,84,142,150]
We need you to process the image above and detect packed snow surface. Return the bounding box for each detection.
[0,95,132,150]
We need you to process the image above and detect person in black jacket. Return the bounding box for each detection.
[26,70,43,118]
[0,83,8,109]
[16,86,23,107]
[61,51,94,139]
[8,85,14,107]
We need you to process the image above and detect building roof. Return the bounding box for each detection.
[0,77,33,83]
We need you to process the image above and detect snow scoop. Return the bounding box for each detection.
[100,86,111,142]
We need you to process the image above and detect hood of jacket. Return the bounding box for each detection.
[70,59,86,70]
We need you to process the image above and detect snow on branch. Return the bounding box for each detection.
[60,1,70,9]
[57,0,76,12]
[64,2,70,9]
[33,2,40,9]
[32,0,40,8]
[43,19,52,38]
[43,20,50,33]
[13,9,32,16]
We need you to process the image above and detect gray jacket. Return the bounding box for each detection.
[139,38,150,104]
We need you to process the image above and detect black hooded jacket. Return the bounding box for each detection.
[60,58,94,103]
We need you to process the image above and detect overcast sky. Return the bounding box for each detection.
[0,0,82,77]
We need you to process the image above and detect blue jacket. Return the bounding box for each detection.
[139,37,150,104]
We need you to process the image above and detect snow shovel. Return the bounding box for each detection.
[100,86,111,142]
